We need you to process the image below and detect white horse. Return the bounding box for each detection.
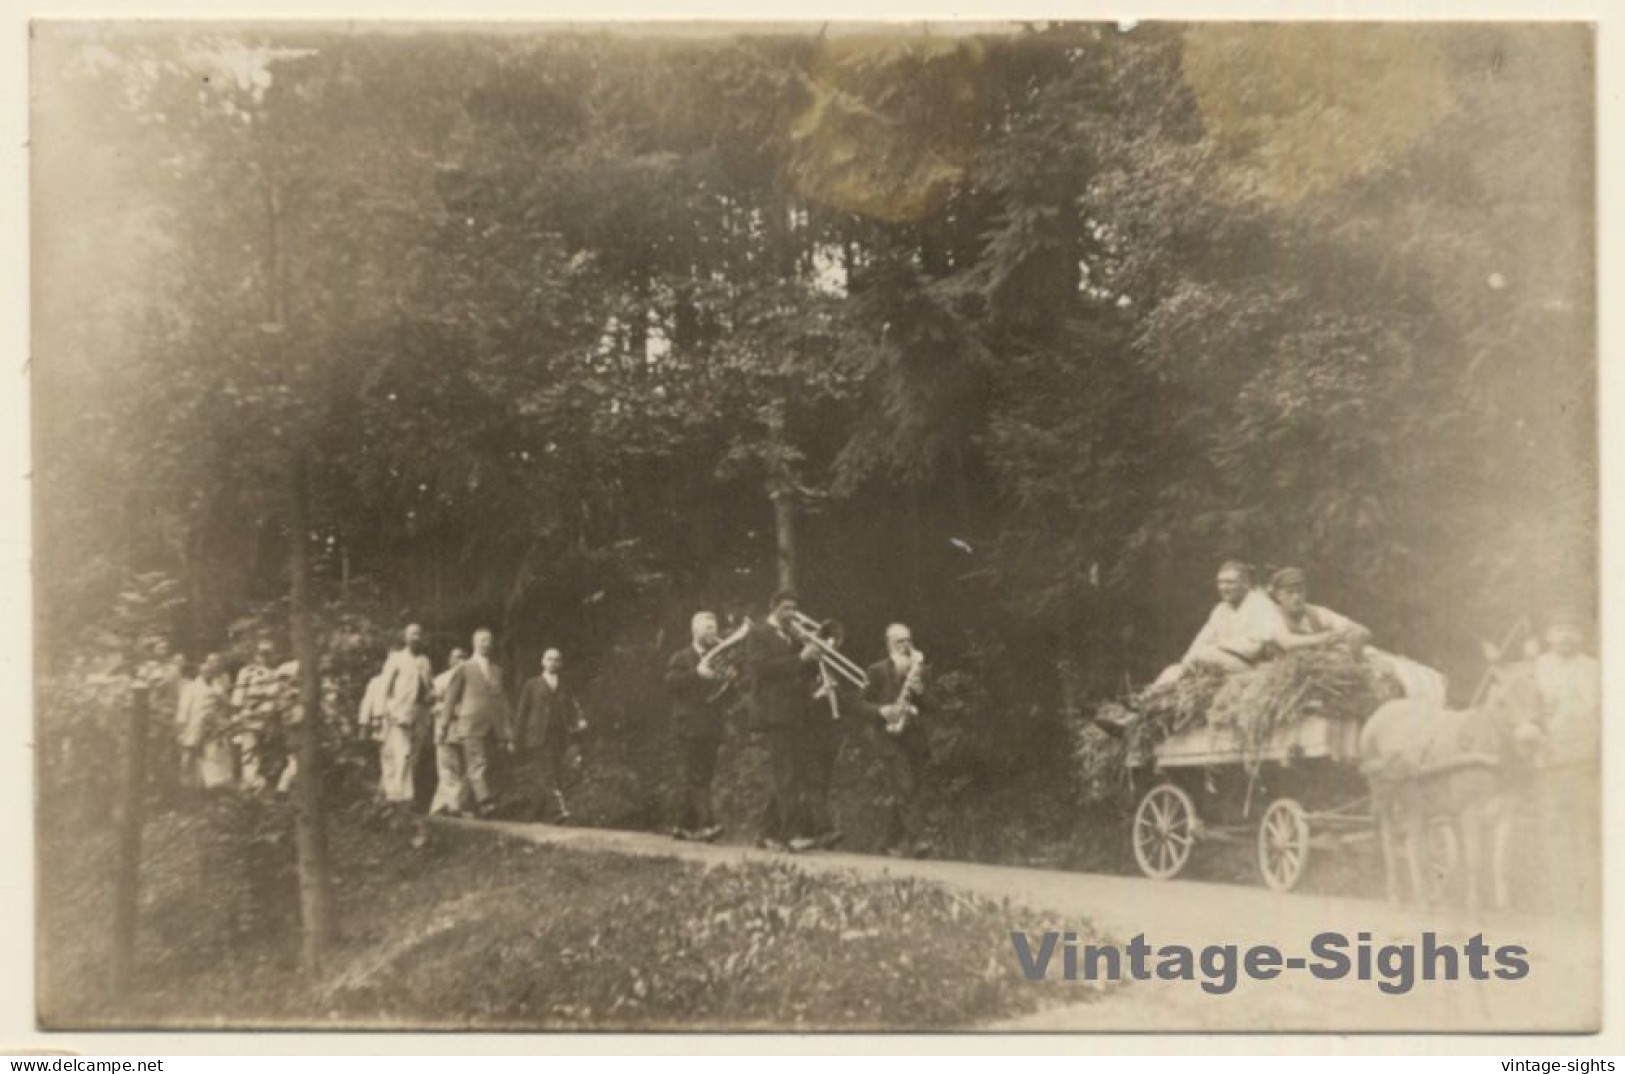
[1358,661,1541,915]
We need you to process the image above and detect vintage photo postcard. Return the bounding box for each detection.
[29,19,1598,1034]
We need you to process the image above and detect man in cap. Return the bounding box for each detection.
[799,617,855,851]
[1531,608,1600,915]
[747,588,822,851]
[1266,567,1372,655]
[1268,566,1447,707]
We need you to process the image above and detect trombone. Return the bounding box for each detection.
[788,611,870,693]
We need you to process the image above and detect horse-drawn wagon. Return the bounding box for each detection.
[1125,708,1376,892]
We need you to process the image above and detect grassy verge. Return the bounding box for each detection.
[39,798,1114,1031]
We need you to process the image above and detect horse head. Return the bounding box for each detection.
[1472,659,1543,767]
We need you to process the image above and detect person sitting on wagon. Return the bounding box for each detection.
[1265,567,1372,655]
[1155,559,1284,686]
[1268,566,1448,708]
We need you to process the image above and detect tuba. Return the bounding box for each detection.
[697,617,753,703]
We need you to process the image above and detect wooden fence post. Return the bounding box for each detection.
[111,682,150,996]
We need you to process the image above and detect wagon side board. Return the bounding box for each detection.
[1128,713,1362,770]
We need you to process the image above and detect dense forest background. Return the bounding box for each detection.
[34,21,1594,714]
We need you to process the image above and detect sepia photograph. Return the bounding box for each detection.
[28,18,1598,1035]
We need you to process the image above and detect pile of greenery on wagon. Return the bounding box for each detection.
[1073,650,1403,804]
[1207,648,1406,769]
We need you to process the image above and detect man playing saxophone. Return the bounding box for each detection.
[858,623,931,858]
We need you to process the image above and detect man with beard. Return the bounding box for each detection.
[858,623,931,859]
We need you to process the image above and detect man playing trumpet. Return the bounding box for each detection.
[858,623,931,858]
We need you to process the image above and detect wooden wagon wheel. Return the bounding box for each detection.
[1133,782,1197,880]
[1257,797,1311,892]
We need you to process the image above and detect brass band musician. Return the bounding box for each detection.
[799,617,851,851]
[746,589,824,851]
[858,623,931,859]
[665,611,731,842]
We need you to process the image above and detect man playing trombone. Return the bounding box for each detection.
[746,588,824,851]
[799,617,854,851]
[859,623,932,859]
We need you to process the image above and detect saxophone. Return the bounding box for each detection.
[885,649,925,736]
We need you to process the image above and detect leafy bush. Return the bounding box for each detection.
[43,812,1111,1030]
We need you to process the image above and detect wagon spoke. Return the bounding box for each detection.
[1135,783,1195,881]
[1258,798,1311,893]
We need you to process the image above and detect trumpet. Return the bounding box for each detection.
[884,648,925,736]
[788,611,870,693]
[697,618,753,703]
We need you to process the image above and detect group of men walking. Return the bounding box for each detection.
[358,626,588,820]
[122,557,1601,913]
[160,639,305,796]
[348,586,936,858]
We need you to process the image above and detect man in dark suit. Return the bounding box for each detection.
[514,647,588,822]
[747,589,822,851]
[666,611,728,841]
[858,623,931,858]
[438,628,513,818]
[800,618,852,850]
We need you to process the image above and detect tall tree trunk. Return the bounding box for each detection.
[772,489,797,593]
[110,683,150,996]
[765,401,798,593]
[907,484,924,608]
[288,451,337,974]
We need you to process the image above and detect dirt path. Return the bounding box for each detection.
[443,818,1599,1033]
